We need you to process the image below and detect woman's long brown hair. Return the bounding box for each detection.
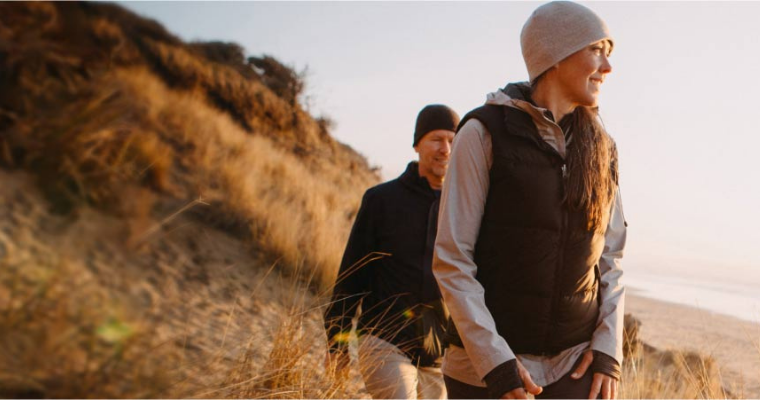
[531,75,618,233]
[559,106,617,233]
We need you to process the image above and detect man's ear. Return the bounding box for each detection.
[413,145,420,155]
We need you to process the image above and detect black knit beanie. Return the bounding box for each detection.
[413,104,460,147]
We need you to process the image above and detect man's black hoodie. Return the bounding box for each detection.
[324,161,447,367]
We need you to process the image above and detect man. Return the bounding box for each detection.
[324,104,460,399]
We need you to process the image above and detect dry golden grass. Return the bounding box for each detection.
[0,2,378,290]
[0,3,753,400]
[616,313,744,399]
[119,66,368,288]
[1,2,377,396]
[222,304,748,400]
[0,247,175,398]
[620,348,734,399]
[206,289,749,400]
[0,167,750,399]
[0,165,371,398]
[211,274,359,399]
[0,227,359,398]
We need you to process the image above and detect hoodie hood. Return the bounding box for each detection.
[399,161,438,199]
[485,82,568,159]
[485,82,533,107]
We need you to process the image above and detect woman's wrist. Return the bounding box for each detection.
[590,350,621,380]
[483,359,523,398]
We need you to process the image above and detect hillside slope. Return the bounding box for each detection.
[0,1,379,288]
[0,2,376,397]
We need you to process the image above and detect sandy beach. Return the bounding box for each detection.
[627,292,760,397]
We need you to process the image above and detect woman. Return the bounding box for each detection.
[432,2,626,399]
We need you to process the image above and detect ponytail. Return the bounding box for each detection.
[559,106,617,232]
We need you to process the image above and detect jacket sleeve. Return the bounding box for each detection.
[433,119,521,396]
[590,187,627,368]
[324,189,377,354]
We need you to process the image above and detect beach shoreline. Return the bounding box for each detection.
[627,292,760,397]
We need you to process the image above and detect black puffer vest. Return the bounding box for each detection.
[447,86,613,356]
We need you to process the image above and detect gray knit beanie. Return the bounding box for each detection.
[521,1,613,83]
[413,104,460,147]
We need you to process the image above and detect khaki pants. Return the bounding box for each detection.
[358,335,446,400]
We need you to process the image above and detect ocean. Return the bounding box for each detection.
[625,268,760,324]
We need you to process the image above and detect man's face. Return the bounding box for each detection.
[414,129,455,183]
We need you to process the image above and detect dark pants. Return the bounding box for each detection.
[444,356,599,399]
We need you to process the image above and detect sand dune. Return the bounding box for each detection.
[627,292,760,397]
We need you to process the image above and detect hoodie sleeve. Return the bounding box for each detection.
[433,119,522,396]
[324,189,377,354]
[590,187,627,368]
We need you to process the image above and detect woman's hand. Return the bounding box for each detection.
[500,359,543,399]
[571,350,618,399]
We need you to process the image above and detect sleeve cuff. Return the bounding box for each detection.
[483,359,522,398]
[591,350,621,380]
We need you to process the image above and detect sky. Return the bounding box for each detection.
[120,1,760,303]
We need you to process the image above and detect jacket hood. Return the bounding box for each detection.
[399,161,438,198]
[504,82,534,103]
[485,82,536,110]
[484,82,568,159]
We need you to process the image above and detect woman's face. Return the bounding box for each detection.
[555,40,613,108]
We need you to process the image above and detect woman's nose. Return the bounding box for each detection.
[600,55,612,74]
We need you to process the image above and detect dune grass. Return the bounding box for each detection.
[0,166,750,399]
[0,248,747,399]
[0,2,379,291]
[0,250,175,398]
[0,3,754,399]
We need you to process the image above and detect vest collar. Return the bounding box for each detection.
[485,82,568,159]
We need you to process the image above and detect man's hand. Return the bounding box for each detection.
[571,350,618,399]
[324,350,351,380]
[500,359,543,399]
